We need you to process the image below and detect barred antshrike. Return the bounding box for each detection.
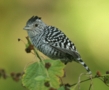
[23,16,92,74]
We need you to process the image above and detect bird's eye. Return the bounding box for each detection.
[35,24,38,27]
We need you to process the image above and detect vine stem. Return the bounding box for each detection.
[70,75,109,87]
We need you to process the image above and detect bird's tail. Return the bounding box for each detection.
[77,58,92,74]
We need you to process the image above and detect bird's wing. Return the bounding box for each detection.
[44,26,81,59]
[51,44,80,59]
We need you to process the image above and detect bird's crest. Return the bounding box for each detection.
[27,16,41,24]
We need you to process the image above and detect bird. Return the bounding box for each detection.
[23,16,92,74]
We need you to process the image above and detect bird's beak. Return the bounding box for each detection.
[23,26,31,30]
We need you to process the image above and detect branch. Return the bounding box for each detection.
[70,75,109,87]
[26,36,42,61]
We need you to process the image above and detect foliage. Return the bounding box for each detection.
[22,60,65,90]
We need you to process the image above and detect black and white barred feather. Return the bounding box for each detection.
[23,16,92,74]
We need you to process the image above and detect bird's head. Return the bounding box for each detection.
[23,16,46,36]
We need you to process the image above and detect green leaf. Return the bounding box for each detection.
[22,59,65,90]
[44,60,65,88]
[22,62,47,90]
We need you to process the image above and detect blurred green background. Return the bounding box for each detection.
[0,0,109,90]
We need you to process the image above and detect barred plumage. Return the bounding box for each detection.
[23,16,92,74]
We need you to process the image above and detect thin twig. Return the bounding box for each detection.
[77,73,85,90]
[33,48,42,61]
[26,36,42,61]
[71,76,101,87]
[71,75,109,87]
[89,83,92,90]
